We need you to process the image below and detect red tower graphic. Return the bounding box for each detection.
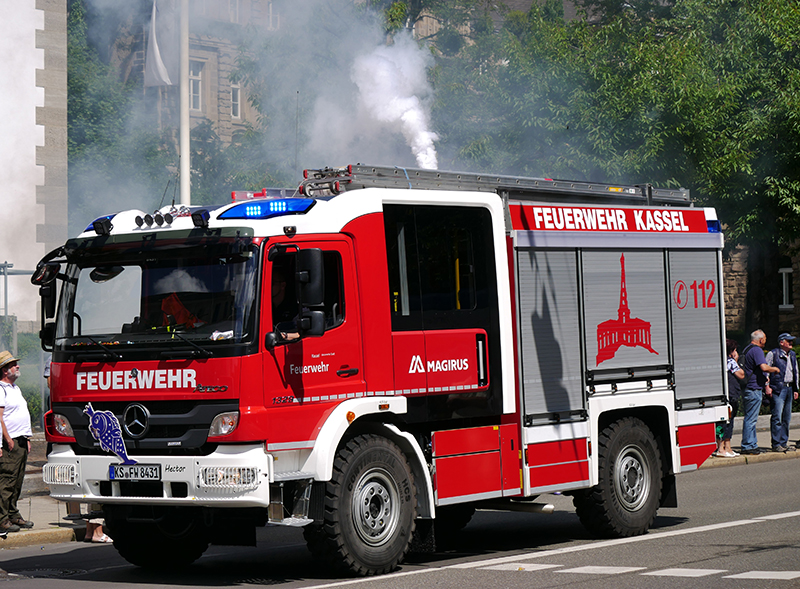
[596,254,658,364]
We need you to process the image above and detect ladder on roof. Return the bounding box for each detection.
[299,164,692,206]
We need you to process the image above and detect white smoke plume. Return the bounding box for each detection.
[351,33,439,169]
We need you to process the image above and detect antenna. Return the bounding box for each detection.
[294,90,299,173]
[158,179,171,210]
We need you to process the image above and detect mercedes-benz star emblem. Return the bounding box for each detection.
[122,403,150,439]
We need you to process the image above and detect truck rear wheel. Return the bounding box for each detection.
[573,417,662,538]
[106,509,210,569]
[304,434,417,576]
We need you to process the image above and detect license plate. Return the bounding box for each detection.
[109,464,162,481]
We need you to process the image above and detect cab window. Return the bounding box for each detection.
[270,251,345,330]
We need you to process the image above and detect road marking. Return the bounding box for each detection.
[449,518,763,569]
[754,510,800,520]
[642,568,728,577]
[482,564,562,572]
[302,568,438,589]
[300,510,800,589]
[724,571,800,580]
[557,566,646,575]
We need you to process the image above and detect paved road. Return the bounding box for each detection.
[0,457,798,588]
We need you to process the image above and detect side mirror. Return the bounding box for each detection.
[296,249,324,307]
[40,322,55,350]
[299,310,325,337]
[264,332,280,350]
[40,284,56,319]
[31,261,60,286]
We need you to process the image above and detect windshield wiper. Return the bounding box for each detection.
[164,329,213,358]
[80,335,122,361]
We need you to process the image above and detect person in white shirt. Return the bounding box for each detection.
[0,351,33,533]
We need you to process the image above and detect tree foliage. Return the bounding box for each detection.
[67,1,274,224]
[432,0,800,334]
[67,0,175,233]
[66,0,800,335]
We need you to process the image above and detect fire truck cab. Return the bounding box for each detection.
[34,165,728,575]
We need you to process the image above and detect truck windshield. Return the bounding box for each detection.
[55,243,259,353]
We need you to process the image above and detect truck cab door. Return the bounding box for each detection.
[263,239,366,408]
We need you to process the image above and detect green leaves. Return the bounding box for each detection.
[428,0,800,333]
[432,0,800,248]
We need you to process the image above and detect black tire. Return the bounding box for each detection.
[573,417,662,538]
[304,434,417,576]
[106,509,209,568]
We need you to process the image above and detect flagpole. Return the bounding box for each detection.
[179,0,190,205]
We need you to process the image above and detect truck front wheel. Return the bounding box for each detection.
[573,417,662,538]
[106,508,210,569]
[304,434,417,576]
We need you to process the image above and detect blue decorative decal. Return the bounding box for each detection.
[84,403,137,465]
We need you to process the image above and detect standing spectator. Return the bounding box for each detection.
[716,339,743,457]
[765,333,799,453]
[0,351,34,532]
[739,330,780,455]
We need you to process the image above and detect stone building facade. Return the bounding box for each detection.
[722,243,800,341]
[0,0,68,325]
[722,246,748,337]
[123,1,275,147]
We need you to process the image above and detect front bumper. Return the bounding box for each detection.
[43,444,274,507]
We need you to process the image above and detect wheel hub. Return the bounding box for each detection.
[352,468,400,546]
[614,445,650,511]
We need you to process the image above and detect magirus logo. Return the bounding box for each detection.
[409,355,425,374]
[408,355,469,374]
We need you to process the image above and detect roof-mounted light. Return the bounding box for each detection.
[135,214,154,227]
[192,209,210,228]
[231,188,295,202]
[92,218,113,235]
[85,214,115,234]
[218,198,315,221]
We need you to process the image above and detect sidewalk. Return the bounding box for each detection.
[0,433,87,554]
[2,415,798,553]
[701,412,800,468]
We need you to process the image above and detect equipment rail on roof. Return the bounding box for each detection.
[300,164,691,206]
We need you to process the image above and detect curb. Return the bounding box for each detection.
[0,526,80,549]
[700,447,800,469]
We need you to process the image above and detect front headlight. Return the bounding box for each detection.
[209,411,239,437]
[53,414,74,437]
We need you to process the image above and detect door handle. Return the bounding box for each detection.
[337,368,359,377]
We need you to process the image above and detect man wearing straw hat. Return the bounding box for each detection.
[0,351,34,533]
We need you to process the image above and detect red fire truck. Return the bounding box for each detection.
[33,165,728,575]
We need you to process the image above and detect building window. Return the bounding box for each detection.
[780,266,794,309]
[231,84,240,119]
[189,60,204,111]
[229,0,239,23]
[266,1,280,30]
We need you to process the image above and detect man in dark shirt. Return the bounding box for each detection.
[765,333,800,452]
[740,330,780,455]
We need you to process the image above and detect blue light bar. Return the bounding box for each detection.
[85,214,116,233]
[706,219,722,233]
[218,198,316,220]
